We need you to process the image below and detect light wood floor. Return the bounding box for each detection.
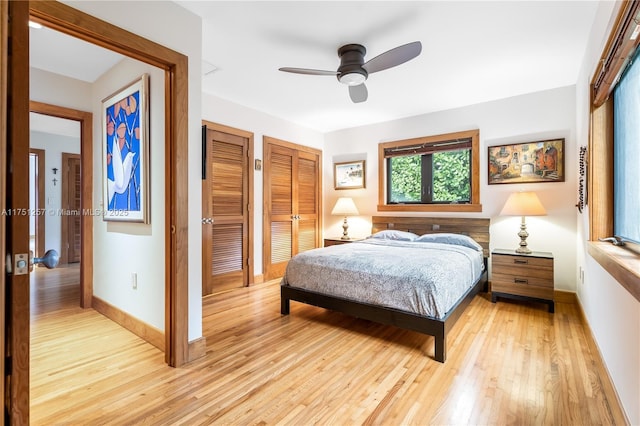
[30,266,627,425]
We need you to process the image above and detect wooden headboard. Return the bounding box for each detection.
[371,216,491,258]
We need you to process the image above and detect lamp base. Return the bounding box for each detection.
[341,217,350,240]
[515,246,532,254]
[515,216,532,254]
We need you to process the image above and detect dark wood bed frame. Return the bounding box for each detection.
[281,216,491,363]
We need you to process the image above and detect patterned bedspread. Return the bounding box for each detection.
[281,238,484,319]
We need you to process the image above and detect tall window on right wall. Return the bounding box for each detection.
[589,0,640,299]
[612,48,640,245]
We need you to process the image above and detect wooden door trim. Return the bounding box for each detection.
[30,102,93,309]
[202,120,255,285]
[8,1,31,422]
[60,152,80,265]
[1,0,9,419]
[29,2,189,367]
[264,135,324,155]
[29,148,46,259]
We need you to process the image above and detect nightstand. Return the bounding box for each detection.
[491,248,555,313]
[324,237,364,247]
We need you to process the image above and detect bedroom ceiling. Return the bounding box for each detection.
[177,1,601,132]
[29,1,601,133]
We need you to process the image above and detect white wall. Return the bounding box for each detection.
[31,67,92,111]
[201,93,324,276]
[30,130,81,255]
[324,86,578,291]
[91,59,165,330]
[575,1,640,423]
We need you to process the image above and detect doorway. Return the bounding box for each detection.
[29,113,83,323]
[26,2,190,370]
[30,103,92,308]
[4,2,190,421]
[30,113,82,267]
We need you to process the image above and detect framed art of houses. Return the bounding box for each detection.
[488,138,564,185]
[102,74,150,223]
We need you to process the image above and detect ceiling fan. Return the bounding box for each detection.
[279,41,422,103]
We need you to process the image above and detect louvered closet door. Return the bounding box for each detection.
[265,144,295,279]
[202,128,249,295]
[295,151,320,253]
[264,138,322,280]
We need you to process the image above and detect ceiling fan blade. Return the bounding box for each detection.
[349,84,368,103]
[278,67,337,76]
[362,41,422,74]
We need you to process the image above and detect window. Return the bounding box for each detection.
[613,48,640,245]
[589,0,640,300]
[386,143,470,204]
[378,129,481,212]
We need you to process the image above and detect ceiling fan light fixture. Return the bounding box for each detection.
[279,41,421,103]
[339,72,366,86]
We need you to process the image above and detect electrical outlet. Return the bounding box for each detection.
[579,267,584,285]
[131,272,137,290]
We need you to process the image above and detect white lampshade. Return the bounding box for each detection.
[500,192,546,217]
[500,191,546,254]
[332,198,359,240]
[331,197,359,216]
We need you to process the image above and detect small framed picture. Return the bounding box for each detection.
[488,138,565,185]
[334,160,365,190]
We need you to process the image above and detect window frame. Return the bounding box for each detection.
[378,129,482,212]
[589,1,640,302]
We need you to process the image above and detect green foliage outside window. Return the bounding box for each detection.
[389,149,470,203]
[390,155,421,202]
[433,150,470,202]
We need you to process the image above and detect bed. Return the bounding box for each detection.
[280,216,490,363]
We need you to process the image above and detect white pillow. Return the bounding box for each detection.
[415,233,483,252]
[368,230,418,241]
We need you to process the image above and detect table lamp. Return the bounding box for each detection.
[331,197,359,240]
[500,191,546,254]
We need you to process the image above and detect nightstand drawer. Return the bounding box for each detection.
[492,279,554,300]
[492,272,553,288]
[491,266,553,281]
[492,254,553,270]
